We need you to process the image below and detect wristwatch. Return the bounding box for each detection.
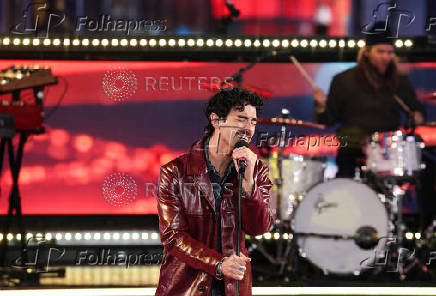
[215,257,227,279]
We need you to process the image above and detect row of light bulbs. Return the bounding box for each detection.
[0,37,413,49]
[254,232,424,240]
[0,231,424,242]
[0,231,160,241]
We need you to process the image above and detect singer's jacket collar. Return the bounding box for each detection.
[186,135,210,176]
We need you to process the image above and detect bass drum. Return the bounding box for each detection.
[292,178,389,275]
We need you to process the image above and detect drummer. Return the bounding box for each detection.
[312,23,436,228]
[312,25,426,178]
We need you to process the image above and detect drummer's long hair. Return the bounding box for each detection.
[357,45,400,93]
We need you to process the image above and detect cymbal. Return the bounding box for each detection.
[257,117,326,129]
[200,81,274,98]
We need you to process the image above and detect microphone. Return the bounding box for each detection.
[234,140,249,173]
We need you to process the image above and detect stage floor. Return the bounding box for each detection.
[2,287,436,296]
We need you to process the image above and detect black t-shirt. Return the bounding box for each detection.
[315,66,426,148]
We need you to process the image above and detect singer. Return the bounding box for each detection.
[155,88,273,296]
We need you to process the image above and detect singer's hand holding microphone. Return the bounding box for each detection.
[232,139,257,196]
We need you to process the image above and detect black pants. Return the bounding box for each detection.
[336,147,365,178]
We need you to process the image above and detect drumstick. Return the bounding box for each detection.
[290,55,317,88]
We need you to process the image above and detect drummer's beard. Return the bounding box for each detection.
[358,49,400,93]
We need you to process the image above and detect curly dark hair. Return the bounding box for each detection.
[204,87,264,136]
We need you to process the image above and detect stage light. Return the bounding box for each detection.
[196,39,204,47]
[159,39,167,46]
[215,39,223,47]
[120,39,128,46]
[92,39,99,46]
[130,39,137,46]
[36,233,44,240]
[310,39,318,47]
[43,38,51,46]
[33,38,40,46]
[253,40,261,47]
[405,39,413,47]
[93,233,101,240]
[141,232,149,240]
[113,233,120,240]
[65,233,72,240]
[56,233,62,240]
[281,39,289,47]
[81,39,89,46]
[123,233,130,240]
[255,235,262,239]
[225,39,233,47]
[244,39,252,47]
[405,232,413,240]
[415,233,421,240]
[329,39,337,47]
[64,38,70,46]
[178,39,186,47]
[140,39,147,46]
[395,39,404,48]
[272,39,280,47]
[16,234,21,240]
[75,233,82,240]
[84,233,91,240]
[103,233,111,240]
[46,233,52,240]
[234,39,242,47]
[263,233,272,240]
[187,39,195,46]
[151,232,159,240]
[3,38,10,45]
[206,39,214,47]
[132,233,139,240]
[291,39,299,47]
[283,233,289,239]
[168,39,176,46]
[273,233,280,239]
[27,233,33,239]
[53,38,61,46]
[13,38,20,46]
[110,39,118,46]
[149,39,157,47]
[347,40,356,48]
[300,39,308,47]
[357,39,365,48]
[72,39,80,46]
[7,233,13,241]
[22,38,30,46]
[101,39,109,46]
[339,39,345,48]
[262,39,270,47]
[319,39,327,47]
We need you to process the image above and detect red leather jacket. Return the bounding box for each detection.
[156,136,273,296]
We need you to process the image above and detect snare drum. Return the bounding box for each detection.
[364,130,424,177]
[292,178,389,274]
[267,154,325,220]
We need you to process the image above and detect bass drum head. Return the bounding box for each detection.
[292,178,388,275]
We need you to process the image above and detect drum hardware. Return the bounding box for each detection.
[249,110,328,280]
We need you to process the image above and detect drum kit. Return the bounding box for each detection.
[250,110,436,281]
